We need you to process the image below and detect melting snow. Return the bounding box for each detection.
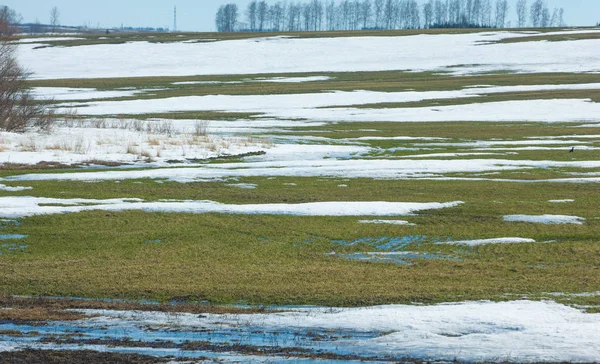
[30,87,142,101]
[437,237,536,246]
[358,220,415,226]
[504,214,586,225]
[0,196,463,219]
[75,300,600,363]
[0,184,32,192]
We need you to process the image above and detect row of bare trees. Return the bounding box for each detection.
[0,6,56,132]
[216,0,565,32]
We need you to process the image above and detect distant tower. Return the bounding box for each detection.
[173,6,177,32]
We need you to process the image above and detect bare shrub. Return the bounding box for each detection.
[0,14,58,133]
[148,120,174,136]
[194,120,211,137]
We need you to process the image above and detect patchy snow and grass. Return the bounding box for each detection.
[437,237,536,246]
[5,158,600,182]
[264,99,600,123]
[30,87,143,101]
[548,199,575,203]
[63,88,600,124]
[504,214,586,225]
[0,196,463,219]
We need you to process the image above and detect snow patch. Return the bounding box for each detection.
[30,87,142,101]
[358,220,415,226]
[0,197,463,219]
[504,214,586,225]
[437,237,536,246]
[0,184,32,192]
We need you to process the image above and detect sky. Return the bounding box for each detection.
[4,0,599,32]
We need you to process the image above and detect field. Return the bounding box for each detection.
[1,28,600,362]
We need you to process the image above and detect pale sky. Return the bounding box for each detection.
[4,0,599,32]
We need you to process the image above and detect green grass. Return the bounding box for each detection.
[496,31,600,44]
[0,205,598,306]
[0,176,599,306]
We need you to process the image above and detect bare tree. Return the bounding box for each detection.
[269,2,285,31]
[0,6,21,36]
[494,0,508,28]
[558,7,564,27]
[480,0,492,26]
[516,0,527,27]
[325,0,337,30]
[373,0,384,28]
[50,6,60,33]
[246,1,257,31]
[360,0,372,29]
[0,30,56,132]
[530,0,545,27]
[423,0,434,28]
[540,5,549,27]
[257,1,268,31]
[216,3,239,32]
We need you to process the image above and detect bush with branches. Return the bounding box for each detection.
[0,6,56,133]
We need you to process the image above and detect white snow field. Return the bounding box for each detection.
[17,30,600,79]
[0,196,463,219]
[78,300,600,363]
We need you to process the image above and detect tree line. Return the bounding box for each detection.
[215,0,565,32]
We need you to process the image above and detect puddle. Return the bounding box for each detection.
[0,234,27,240]
[0,243,27,255]
[331,251,446,265]
[144,239,162,244]
[332,236,430,251]
[330,236,457,265]
[0,317,389,363]
[0,220,20,228]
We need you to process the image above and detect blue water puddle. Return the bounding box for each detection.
[335,252,447,266]
[0,234,27,240]
[332,235,444,251]
[330,236,457,265]
[0,243,27,256]
[0,319,388,363]
[144,239,162,244]
[0,220,20,228]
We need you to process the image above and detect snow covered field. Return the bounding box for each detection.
[16,30,600,79]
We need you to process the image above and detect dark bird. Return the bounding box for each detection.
[569,147,575,153]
